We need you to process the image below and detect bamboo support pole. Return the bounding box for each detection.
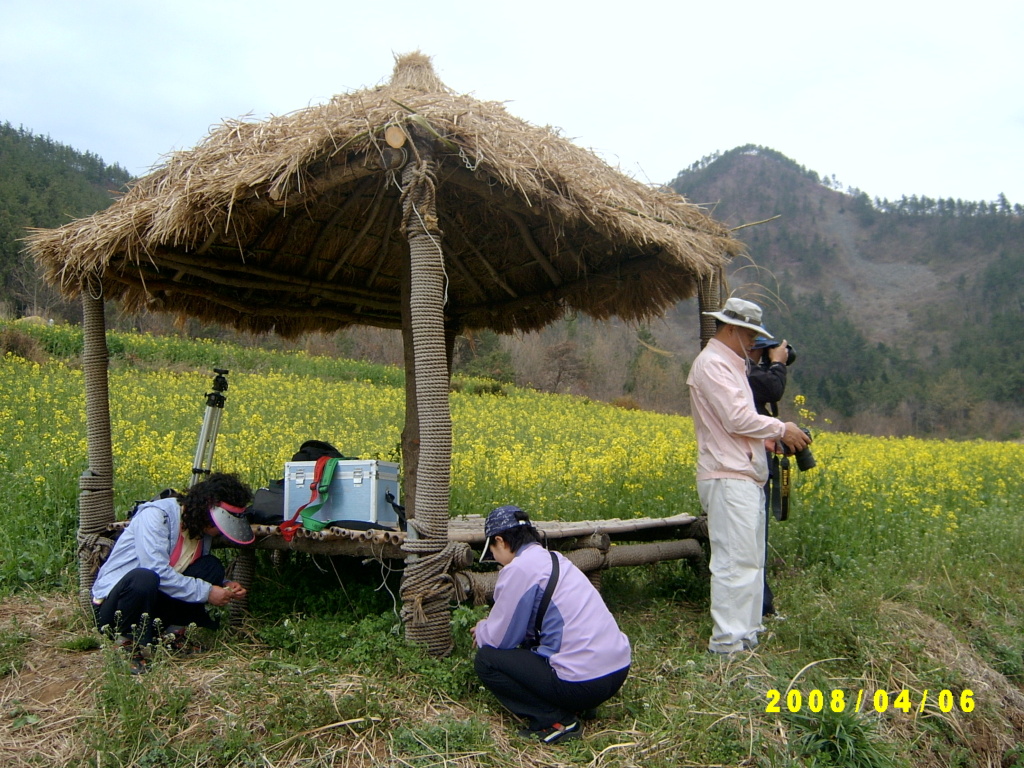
[77,276,117,615]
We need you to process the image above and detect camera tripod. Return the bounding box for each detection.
[188,368,229,488]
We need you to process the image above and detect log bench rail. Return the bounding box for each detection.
[98,512,709,620]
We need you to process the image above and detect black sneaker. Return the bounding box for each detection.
[128,653,148,675]
[160,625,208,656]
[536,721,581,745]
[160,626,189,652]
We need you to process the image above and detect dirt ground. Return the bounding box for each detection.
[1,593,105,766]
[0,593,560,768]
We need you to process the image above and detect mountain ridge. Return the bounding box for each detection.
[672,146,1015,346]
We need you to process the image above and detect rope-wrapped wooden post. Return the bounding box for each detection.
[77,275,117,615]
[697,266,726,348]
[397,138,470,656]
[227,548,256,625]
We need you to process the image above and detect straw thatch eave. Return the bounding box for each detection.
[26,52,743,337]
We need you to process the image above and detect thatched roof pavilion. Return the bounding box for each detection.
[26,52,742,655]
[29,52,740,332]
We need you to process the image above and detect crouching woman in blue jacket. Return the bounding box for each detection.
[472,505,631,745]
[91,472,254,672]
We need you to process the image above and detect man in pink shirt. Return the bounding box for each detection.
[686,298,811,654]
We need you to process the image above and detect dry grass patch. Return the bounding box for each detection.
[876,601,1024,766]
[1,593,102,767]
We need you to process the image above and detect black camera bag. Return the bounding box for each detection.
[246,440,358,525]
[246,479,286,525]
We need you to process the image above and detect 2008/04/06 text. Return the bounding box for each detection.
[766,689,974,714]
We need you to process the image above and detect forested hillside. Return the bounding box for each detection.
[666,146,1024,438]
[0,122,131,317]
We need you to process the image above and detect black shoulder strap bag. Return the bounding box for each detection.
[528,552,559,647]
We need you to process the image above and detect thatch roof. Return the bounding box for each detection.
[27,52,742,337]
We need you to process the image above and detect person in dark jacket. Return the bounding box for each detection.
[472,505,631,745]
[748,336,791,617]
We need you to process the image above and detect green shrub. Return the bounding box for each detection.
[786,709,898,768]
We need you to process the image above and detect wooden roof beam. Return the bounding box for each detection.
[440,166,538,218]
[324,181,389,282]
[266,146,406,207]
[436,213,517,299]
[141,252,399,311]
[459,250,673,318]
[509,211,562,286]
[105,272,401,325]
[366,197,400,289]
[303,176,376,276]
[354,198,402,316]
[435,212,490,302]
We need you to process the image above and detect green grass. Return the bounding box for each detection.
[15,321,407,386]
[1,325,1023,767]
[0,621,31,678]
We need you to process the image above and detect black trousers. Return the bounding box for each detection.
[474,646,629,730]
[762,474,775,616]
[94,555,225,646]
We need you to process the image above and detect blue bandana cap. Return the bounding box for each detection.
[752,336,780,350]
[480,504,530,561]
[485,505,528,537]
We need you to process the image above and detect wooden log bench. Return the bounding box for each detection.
[98,512,709,622]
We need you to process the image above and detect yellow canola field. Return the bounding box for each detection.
[2,355,1023,581]
[0,357,696,520]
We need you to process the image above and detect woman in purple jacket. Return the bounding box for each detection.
[472,505,631,745]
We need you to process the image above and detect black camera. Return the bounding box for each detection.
[754,340,796,371]
[759,341,795,366]
[784,427,816,471]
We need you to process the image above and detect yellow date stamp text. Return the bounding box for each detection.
[765,688,974,714]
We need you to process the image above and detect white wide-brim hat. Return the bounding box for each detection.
[702,297,773,337]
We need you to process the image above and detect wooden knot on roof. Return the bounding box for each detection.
[389,51,447,93]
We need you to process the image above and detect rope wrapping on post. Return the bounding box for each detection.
[226,548,257,625]
[78,279,117,613]
[697,266,726,349]
[398,145,457,656]
[400,539,472,633]
[77,531,115,580]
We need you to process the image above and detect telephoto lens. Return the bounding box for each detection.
[793,427,816,471]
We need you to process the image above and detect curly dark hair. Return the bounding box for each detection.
[498,507,542,554]
[179,473,253,539]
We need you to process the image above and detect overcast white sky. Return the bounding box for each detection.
[2,0,1022,204]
